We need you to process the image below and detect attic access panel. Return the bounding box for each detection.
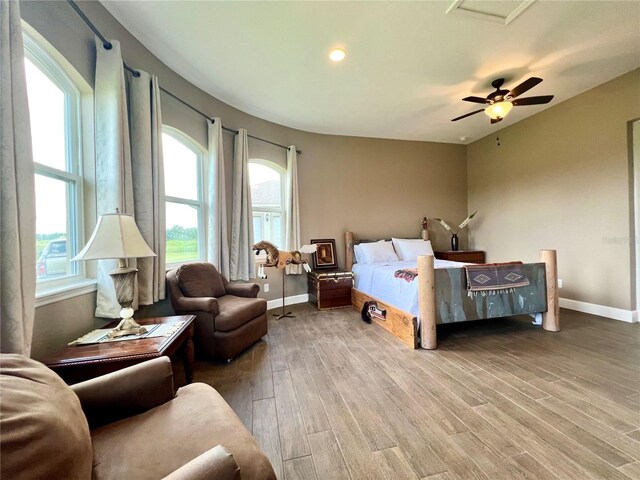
[446,0,536,25]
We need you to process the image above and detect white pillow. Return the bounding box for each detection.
[357,240,399,264]
[353,244,363,264]
[391,238,434,261]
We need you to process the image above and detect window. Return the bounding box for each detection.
[250,161,285,248]
[162,127,205,266]
[24,32,84,287]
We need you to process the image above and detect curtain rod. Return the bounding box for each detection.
[66,0,302,155]
[158,86,301,153]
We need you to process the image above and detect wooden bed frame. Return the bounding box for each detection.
[345,231,560,349]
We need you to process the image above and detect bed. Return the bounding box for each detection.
[345,231,559,349]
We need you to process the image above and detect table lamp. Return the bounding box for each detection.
[73,210,156,339]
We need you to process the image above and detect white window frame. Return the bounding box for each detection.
[23,28,92,302]
[250,159,286,251]
[162,126,206,269]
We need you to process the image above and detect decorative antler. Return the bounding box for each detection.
[434,218,453,233]
[458,211,478,230]
[434,211,478,234]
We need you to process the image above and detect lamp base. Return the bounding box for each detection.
[106,307,147,339]
[107,317,147,339]
[107,265,147,338]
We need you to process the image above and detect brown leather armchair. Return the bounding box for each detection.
[166,263,268,360]
[0,354,276,480]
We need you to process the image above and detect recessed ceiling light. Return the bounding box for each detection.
[459,136,468,141]
[329,48,346,62]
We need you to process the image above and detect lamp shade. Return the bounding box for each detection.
[73,213,156,261]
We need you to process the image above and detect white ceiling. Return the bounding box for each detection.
[102,1,640,144]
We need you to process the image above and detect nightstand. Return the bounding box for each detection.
[307,269,354,310]
[434,250,485,264]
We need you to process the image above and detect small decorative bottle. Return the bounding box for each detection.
[451,233,459,252]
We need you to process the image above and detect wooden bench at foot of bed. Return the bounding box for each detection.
[351,288,419,349]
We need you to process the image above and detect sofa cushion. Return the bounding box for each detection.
[215,295,268,332]
[177,263,226,298]
[90,383,275,480]
[0,354,92,480]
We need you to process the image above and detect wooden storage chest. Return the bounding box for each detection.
[307,269,354,310]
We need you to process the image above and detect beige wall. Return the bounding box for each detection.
[22,1,467,359]
[31,293,97,360]
[298,135,467,254]
[468,69,640,311]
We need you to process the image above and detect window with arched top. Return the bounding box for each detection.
[162,126,206,266]
[23,29,85,289]
[249,160,285,249]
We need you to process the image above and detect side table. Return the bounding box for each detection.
[434,250,485,264]
[44,315,195,385]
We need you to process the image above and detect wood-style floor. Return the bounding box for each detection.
[194,303,640,480]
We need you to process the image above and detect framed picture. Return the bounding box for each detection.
[311,239,338,270]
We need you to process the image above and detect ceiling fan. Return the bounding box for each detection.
[451,77,554,124]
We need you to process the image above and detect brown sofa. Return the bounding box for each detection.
[167,263,268,360]
[0,354,276,480]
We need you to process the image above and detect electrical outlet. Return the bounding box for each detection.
[558,279,563,288]
[264,283,269,292]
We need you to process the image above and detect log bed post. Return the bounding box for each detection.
[418,254,437,349]
[345,231,354,272]
[540,249,560,332]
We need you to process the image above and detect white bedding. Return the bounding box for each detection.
[352,259,466,316]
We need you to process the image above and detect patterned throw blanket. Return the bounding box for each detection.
[394,262,530,298]
[394,268,419,282]
[465,261,530,297]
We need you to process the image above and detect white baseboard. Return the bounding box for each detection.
[266,294,309,311]
[559,298,637,323]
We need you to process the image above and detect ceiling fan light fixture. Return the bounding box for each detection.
[484,101,513,120]
[329,48,346,62]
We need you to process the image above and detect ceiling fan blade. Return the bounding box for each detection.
[508,77,543,99]
[451,109,484,122]
[490,117,503,124]
[462,96,489,104]
[511,95,554,106]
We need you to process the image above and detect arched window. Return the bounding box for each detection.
[249,160,285,248]
[162,126,205,266]
[24,30,85,288]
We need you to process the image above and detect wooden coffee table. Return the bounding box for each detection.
[44,315,195,385]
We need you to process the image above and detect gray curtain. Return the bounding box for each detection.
[0,0,36,355]
[285,146,303,275]
[94,38,134,317]
[230,129,255,281]
[206,118,230,278]
[95,38,168,315]
[129,71,166,304]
